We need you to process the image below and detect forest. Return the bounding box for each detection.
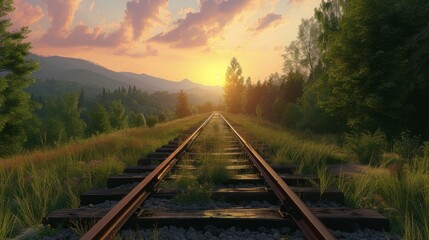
[224,0,429,143]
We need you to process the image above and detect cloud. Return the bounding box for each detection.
[89,1,95,12]
[7,0,44,29]
[149,0,261,48]
[249,13,283,32]
[125,0,169,40]
[114,45,159,58]
[177,7,195,18]
[39,0,168,48]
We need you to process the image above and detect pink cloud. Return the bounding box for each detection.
[125,0,169,40]
[114,45,159,58]
[149,0,260,48]
[249,13,284,32]
[7,0,44,29]
[39,0,167,48]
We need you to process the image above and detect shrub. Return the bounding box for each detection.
[345,129,387,165]
[282,103,302,129]
[393,130,421,160]
[157,112,167,122]
[146,115,158,128]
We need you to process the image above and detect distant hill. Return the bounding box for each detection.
[27,54,223,104]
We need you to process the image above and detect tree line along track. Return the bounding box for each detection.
[44,112,389,239]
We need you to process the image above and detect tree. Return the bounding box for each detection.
[0,1,39,155]
[146,115,158,128]
[109,100,127,130]
[175,90,191,118]
[224,57,245,113]
[282,17,320,81]
[60,93,86,140]
[41,99,67,145]
[315,0,429,134]
[198,101,214,113]
[88,103,111,135]
[128,112,146,128]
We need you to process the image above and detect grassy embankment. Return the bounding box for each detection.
[224,113,429,240]
[0,114,208,238]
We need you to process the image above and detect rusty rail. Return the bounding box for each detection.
[81,113,215,240]
[220,114,337,240]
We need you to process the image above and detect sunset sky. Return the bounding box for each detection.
[9,0,320,86]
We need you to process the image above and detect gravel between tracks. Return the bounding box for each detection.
[142,198,278,209]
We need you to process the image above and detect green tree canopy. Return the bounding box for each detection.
[315,0,429,135]
[88,103,111,135]
[0,1,39,155]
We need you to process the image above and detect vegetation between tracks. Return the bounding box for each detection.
[0,114,207,238]
[163,116,232,205]
[224,113,429,239]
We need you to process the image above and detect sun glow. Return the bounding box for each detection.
[196,63,226,86]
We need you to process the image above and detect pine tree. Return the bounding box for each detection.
[224,58,245,114]
[0,1,39,155]
[175,90,190,118]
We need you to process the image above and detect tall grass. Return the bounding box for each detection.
[224,113,429,239]
[223,113,345,172]
[0,114,207,237]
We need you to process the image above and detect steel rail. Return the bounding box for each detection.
[220,113,337,240]
[81,113,215,240]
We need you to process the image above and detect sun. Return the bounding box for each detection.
[200,64,225,86]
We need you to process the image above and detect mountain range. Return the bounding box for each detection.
[27,54,223,104]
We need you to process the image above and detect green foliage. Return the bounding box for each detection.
[60,93,86,140]
[344,130,387,165]
[315,0,429,135]
[157,112,167,122]
[296,83,344,133]
[393,130,422,161]
[224,114,344,173]
[109,100,127,130]
[282,103,302,129]
[88,103,111,135]
[146,115,158,128]
[39,93,86,145]
[0,114,207,237]
[282,17,320,80]
[128,112,146,128]
[224,57,245,114]
[175,90,191,118]
[173,184,212,205]
[0,1,39,155]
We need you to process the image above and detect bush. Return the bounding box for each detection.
[282,103,302,129]
[128,112,146,128]
[393,130,421,160]
[157,112,167,122]
[345,129,387,165]
[146,115,158,128]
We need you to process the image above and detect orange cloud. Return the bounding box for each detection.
[150,0,261,48]
[114,45,159,58]
[248,13,284,32]
[7,0,44,29]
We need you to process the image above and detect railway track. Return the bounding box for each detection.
[44,113,389,239]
